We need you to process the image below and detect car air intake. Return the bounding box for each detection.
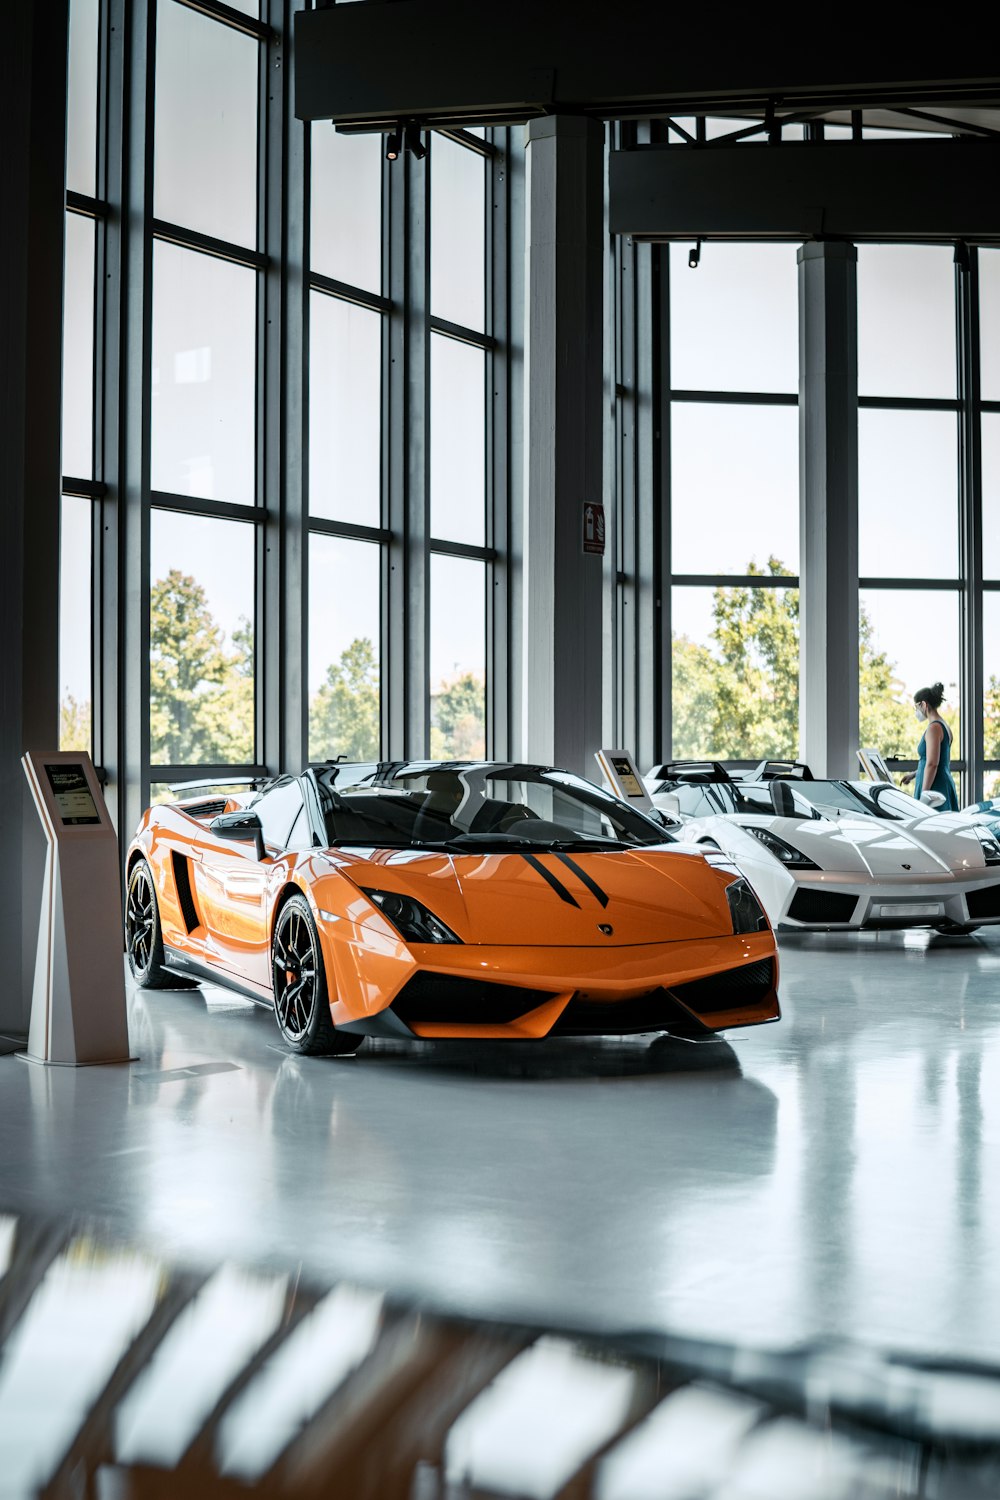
[788,889,858,924]
[967,884,1000,919]
[392,974,557,1025]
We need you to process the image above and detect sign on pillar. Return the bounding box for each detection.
[20,752,134,1067]
[583,502,605,555]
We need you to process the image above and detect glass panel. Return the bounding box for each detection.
[67,0,99,196]
[670,403,798,574]
[154,0,258,247]
[150,511,255,765]
[431,134,485,331]
[309,536,381,761]
[225,0,259,13]
[986,595,1000,774]
[431,336,485,545]
[980,249,1000,402]
[669,244,798,394]
[430,555,486,758]
[858,409,958,578]
[985,414,1000,580]
[857,245,956,399]
[310,128,382,292]
[858,589,961,757]
[151,242,256,503]
[62,213,95,479]
[308,294,381,526]
[60,496,92,752]
[671,585,799,759]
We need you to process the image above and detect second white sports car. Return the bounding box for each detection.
[645,761,1000,934]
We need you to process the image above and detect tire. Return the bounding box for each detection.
[271,894,362,1056]
[125,858,176,988]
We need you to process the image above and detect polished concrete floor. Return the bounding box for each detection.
[2,930,1000,1363]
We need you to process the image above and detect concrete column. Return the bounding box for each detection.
[798,241,859,779]
[522,116,605,776]
[0,1,68,1040]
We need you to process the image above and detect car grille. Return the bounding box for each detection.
[553,959,776,1035]
[392,973,557,1025]
[787,889,858,924]
[967,884,1000,919]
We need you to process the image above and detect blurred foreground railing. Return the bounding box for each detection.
[1,1207,999,1499]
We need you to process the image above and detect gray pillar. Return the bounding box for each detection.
[0,0,68,1039]
[522,115,605,775]
[798,242,859,779]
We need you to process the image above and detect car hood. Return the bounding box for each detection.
[328,844,740,945]
[740,815,989,878]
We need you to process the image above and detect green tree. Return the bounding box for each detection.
[431,672,486,759]
[150,571,253,763]
[59,693,92,753]
[309,637,380,760]
[671,556,923,765]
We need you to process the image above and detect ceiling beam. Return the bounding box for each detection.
[294,2,1000,127]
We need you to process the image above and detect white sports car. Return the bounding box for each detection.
[645,761,1000,934]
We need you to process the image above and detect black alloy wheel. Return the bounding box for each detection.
[271,894,361,1056]
[125,859,173,988]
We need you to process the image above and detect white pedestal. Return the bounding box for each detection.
[20,752,134,1067]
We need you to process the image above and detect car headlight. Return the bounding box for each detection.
[360,889,462,944]
[745,826,820,869]
[974,828,1000,866]
[726,877,770,934]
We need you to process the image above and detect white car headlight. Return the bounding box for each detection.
[745,826,820,870]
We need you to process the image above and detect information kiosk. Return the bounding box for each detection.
[20,752,133,1066]
[594,748,655,814]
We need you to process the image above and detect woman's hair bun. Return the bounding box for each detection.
[914,681,945,708]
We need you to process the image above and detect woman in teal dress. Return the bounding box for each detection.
[901,681,959,810]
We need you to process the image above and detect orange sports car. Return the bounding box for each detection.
[125,761,780,1054]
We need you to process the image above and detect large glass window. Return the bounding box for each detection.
[308,295,381,526]
[154,0,259,248]
[670,403,799,574]
[149,511,256,766]
[430,336,485,545]
[979,249,1000,403]
[309,537,381,761]
[151,243,256,503]
[983,414,1000,582]
[431,134,486,331]
[858,409,959,579]
[67,0,99,197]
[62,213,95,480]
[985,592,1000,796]
[668,242,798,394]
[858,589,961,759]
[59,497,92,752]
[671,582,799,759]
[430,556,486,759]
[857,245,956,399]
[310,129,382,292]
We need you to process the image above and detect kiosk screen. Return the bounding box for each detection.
[610,756,644,799]
[45,763,102,826]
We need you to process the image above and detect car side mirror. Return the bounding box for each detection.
[210,810,266,860]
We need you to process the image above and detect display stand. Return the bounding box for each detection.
[594,748,655,814]
[19,752,135,1067]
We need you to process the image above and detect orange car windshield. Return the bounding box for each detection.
[312,764,673,852]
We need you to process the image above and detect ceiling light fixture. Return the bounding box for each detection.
[405,121,427,160]
[385,123,403,162]
[688,239,702,269]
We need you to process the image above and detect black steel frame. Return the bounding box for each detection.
[611,205,1000,795]
[64,0,515,843]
